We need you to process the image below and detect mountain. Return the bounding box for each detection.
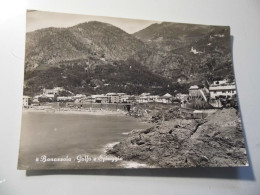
[25,21,145,71]
[133,22,230,52]
[132,22,233,84]
[69,22,146,60]
[134,22,212,51]
[24,21,234,96]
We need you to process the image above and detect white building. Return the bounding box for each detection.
[120,94,130,103]
[189,85,208,102]
[117,93,126,103]
[136,93,159,103]
[73,94,86,100]
[209,80,236,99]
[148,95,159,102]
[43,87,64,95]
[32,95,40,103]
[155,93,173,104]
[23,96,30,107]
[80,96,95,103]
[91,94,108,103]
[175,93,189,107]
[189,85,199,93]
[163,93,172,98]
[140,93,150,97]
[57,96,73,102]
[136,95,149,103]
[106,93,119,103]
[175,93,189,102]
[212,80,228,85]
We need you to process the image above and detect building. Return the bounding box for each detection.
[80,96,95,104]
[209,80,236,99]
[156,93,173,104]
[43,87,64,96]
[57,96,73,102]
[163,93,172,98]
[212,80,228,85]
[140,93,150,97]
[120,94,130,103]
[148,95,159,103]
[32,95,40,103]
[73,94,86,100]
[188,85,208,102]
[106,93,119,103]
[163,93,173,103]
[136,93,159,103]
[193,109,217,119]
[44,94,55,99]
[189,85,199,95]
[136,96,147,103]
[126,96,135,103]
[91,94,108,103]
[156,97,170,104]
[175,93,189,107]
[136,93,149,103]
[23,96,30,108]
[186,85,210,109]
[117,93,127,103]
[42,87,64,100]
[42,87,73,99]
[37,94,54,102]
[175,93,189,102]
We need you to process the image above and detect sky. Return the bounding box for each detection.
[26,10,158,34]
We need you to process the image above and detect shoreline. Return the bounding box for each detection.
[22,108,127,116]
[102,141,153,168]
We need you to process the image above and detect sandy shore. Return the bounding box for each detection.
[22,108,127,116]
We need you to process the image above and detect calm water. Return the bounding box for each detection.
[18,112,151,169]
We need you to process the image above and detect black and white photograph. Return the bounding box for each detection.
[18,10,248,170]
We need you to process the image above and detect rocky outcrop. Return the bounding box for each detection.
[128,104,182,122]
[107,108,248,168]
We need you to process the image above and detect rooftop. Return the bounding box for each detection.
[209,85,236,90]
[163,93,172,97]
[189,85,199,90]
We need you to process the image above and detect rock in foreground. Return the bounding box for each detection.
[107,108,248,168]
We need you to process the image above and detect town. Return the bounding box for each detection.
[23,79,237,117]
[18,11,249,171]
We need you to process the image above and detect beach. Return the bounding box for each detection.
[22,107,127,116]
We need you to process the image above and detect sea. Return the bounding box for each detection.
[18,111,152,169]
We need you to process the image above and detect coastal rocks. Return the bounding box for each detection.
[107,108,248,168]
[108,117,202,167]
[128,104,182,122]
[151,106,181,122]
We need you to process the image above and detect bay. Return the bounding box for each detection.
[18,112,151,169]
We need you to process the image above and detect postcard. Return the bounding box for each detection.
[18,10,248,169]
